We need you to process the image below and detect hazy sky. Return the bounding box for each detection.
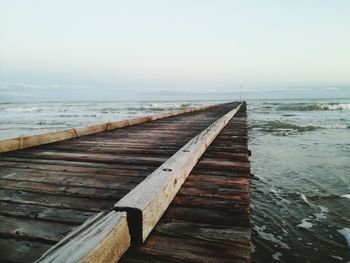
[0,0,350,100]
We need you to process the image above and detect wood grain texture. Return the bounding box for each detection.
[36,211,130,263]
[115,104,241,244]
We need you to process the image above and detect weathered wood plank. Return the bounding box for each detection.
[35,145,180,157]
[0,215,74,244]
[0,180,130,200]
[0,238,51,263]
[122,231,249,263]
[0,161,152,176]
[36,211,130,263]
[115,104,241,244]
[172,195,249,211]
[163,206,250,227]
[0,169,141,190]
[0,189,115,211]
[0,166,144,182]
[0,157,160,171]
[6,151,168,166]
[0,201,96,225]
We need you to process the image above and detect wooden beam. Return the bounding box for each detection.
[35,211,130,263]
[115,104,242,244]
[0,103,226,154]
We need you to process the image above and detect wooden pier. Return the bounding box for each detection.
[0,102,251,263]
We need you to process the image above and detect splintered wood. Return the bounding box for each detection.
[0,102,250,263]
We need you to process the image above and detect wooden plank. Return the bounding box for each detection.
[6,151,168,166]
[36,211,130,263]
[0,238,51,263]
[163,206,250,226]
[0,189,116,212]
[121,231,249,263]
[0,180,130,200]
[0,201,96,225]
[0,167,145,183]
[0,161,153,176]
[0,157,160,172]
[34,145,180,156]
[0,168,141,190]
[154,220,251,251]
[0,104,224,153]
[0,215,74,244]
[172,195,249,211]
[115,104,241,244]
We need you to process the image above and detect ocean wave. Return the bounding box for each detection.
[340,194,350,200]
[252,121,320,133]
[0,107,44,113]
[276,103,350,111]
[305,193,349,201]
[337,228,350,249]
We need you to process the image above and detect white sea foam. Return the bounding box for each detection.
[340,194,350,200]
[272,252,282,261]
[253,225,290,249]
[270,187,291,204]
[2,107,42,113]
[251,243,256,253]
[297,219,313,229]
[313,206,329,221]
[298,192,312,206]
[330,255,343,261]
[276,102,350,111]
[318,124,349,129]
[337,228,350,249]
[327,103,350,110]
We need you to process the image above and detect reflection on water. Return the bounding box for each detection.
[249,99,350,262]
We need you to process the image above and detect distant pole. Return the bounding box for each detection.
[240,84,243,102]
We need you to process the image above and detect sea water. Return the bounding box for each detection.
[249,98,350,262]
[0,98,349,262]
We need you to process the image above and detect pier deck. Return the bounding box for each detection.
[0,102,250,263]
[120,105,250,263]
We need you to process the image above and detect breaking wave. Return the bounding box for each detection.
[275,103,350,111]
[252,120,349,134]
[252,121,321,133]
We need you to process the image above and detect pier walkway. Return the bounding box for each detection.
[0,102,250,263]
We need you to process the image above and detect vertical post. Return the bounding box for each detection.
[240,84,243,102]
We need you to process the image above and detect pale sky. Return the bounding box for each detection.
[0,0,350,100]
